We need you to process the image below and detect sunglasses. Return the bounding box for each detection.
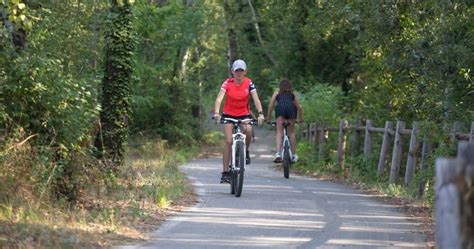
[234,69,245,72]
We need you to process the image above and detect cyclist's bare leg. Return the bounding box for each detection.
[287,119,297,154]
[243,124,252,151]
[275,116,285,152]
[223,124,233,172]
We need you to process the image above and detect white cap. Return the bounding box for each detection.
[231,59,247,71]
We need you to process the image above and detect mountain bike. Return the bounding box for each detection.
[272,120,295,179]
[220,117,256,197]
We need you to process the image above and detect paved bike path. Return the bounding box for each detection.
[119,127,427,248]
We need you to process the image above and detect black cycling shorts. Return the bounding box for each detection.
[275,105,297,120]
[221,113,253,122]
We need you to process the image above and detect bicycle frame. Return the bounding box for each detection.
[272,120,293,160]
[280,122,293,160]
[218,117,253,167]
[221,117,255,197]
[231,124,246,171]
[272,120,295,178]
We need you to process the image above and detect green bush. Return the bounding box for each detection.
[299,83,346,127]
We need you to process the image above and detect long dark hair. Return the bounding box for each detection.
[278,78,292,93]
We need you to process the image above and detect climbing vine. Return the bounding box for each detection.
[97,0,137,168]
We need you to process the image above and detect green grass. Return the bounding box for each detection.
[294,141,434,208]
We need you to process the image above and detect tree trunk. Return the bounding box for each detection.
[223,0,241,72]
[1,4,27,51]
[96,0,136,169]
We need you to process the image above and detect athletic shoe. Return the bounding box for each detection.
[291,154,299,163]
[220,171,231,183]
[246,150,250,165]
[273,152,282,163]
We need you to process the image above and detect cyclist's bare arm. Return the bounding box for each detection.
[294,94,303,123]
[250,90,263,114]
[214,89,226,120]
[250,90,264,125]
[266,91,278,122]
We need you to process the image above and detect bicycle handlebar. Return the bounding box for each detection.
[212,116,257,125]
[221,117,257,125]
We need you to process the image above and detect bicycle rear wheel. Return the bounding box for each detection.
[283,141,290,179]
[235,141,245,197]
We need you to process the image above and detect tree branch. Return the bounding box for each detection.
[247,0,278,68]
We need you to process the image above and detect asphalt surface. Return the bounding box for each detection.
[119,127,427,249]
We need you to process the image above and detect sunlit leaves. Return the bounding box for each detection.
[1,0,33,31]
[1,1,104,173]
[117,0,134,7]
[303,1,474,124]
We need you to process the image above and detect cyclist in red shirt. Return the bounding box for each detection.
[214,59,265,183]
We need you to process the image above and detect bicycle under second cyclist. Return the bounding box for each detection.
[271,120,299,164]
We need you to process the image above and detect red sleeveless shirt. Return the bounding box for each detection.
[220,77,256,116]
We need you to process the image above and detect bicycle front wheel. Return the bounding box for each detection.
[230,151,238,194]
[283,141,290,179]
[230,169,236,194]
[235,141,245,197]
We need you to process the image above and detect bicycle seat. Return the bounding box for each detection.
[270,120,292,127]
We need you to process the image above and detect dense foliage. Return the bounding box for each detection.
[1,1,104,200]
[247,1,473,125]
[0,0,472,203]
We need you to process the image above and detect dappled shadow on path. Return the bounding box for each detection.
[131,168,425,248]
[120,127,426,248]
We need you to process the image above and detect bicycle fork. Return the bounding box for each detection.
[232,133,246,170]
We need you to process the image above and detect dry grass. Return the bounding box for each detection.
[0,136,199,248]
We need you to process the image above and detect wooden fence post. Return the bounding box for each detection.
[311,123,317,143]
[377,121,393,176]
[337,120,348,168]
[364,119,374,160]
[308,123,312,140]
[319,123,327,161]
[301,123,306,140]
[312,123,319,161]
[470,122,474,142]
[389,121,405,184]
[460,142,474,248]
[405,122,419,186]
[450,121,464,143]
[435,158,463,249]
[306,123,313,142]
[314,123,320,146]
[313,123,318,143]
[308,123,313,142]
[417,137,431,198]
[302,123,306,140]
[351,120,361,158]
[435,142,474,248]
